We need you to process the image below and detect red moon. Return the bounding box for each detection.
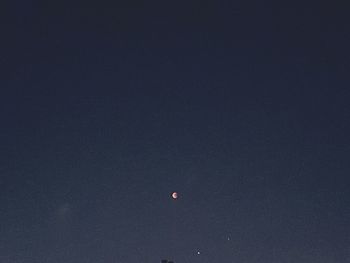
[171,192,178,199]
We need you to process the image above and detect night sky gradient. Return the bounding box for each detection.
[1,0,350,262]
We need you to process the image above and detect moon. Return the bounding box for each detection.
[171,192,178,199]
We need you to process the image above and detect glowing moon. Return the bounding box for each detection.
[171,192,178,199]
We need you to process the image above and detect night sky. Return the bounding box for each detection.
[1,0,350,262]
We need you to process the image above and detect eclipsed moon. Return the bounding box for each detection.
[171,192,178,199]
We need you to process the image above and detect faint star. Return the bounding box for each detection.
[197,251,201,255]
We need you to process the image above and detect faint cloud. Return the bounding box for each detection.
[56,203,71,219]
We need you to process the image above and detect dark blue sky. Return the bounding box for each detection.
[1,0,350,262]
